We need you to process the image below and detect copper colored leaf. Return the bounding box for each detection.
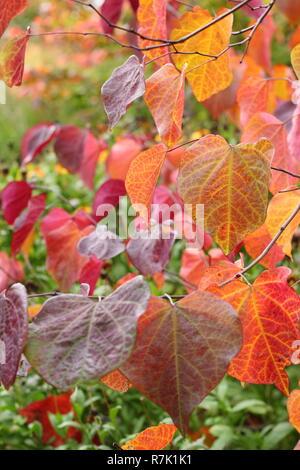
[101,369,132,392]
[122,424,177,450]
[0,34,29,87]
[237,76,275,127]
[121,293,242,434]
[0,0,28,38]
[11,193,46,256]
[78,226,125,260]
[177,135,273,254]
[1,181,32,225]
[21,123,57,166]
[25,276,150,390]
[170,7,233,102]
[244,224,285,269]
[125,143,167,219]
[101,55,146,129]
[265,192,300,258]
[127,227,175,276]
[287,390,300,433]
[0,283,28,389]
[207,268,300,396]
[241,112,297,194]
[137,0,169,66]
[144,63,185,147]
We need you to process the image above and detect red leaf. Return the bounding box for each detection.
[100,0,124,34]
[19,394,81,447]
[80,134,106,190]
[106,137,143,180]
[21,123,57,166]
[1,181,32,225]
[0,0,28,38]
[92,179,126,222]
[122,423,177,450]
[0,34,29,87]
[79,256,103,295]
[0,252,24,291]
[121,293,242,434]
[11,194,46,256]
[0,283,28,389]
[101,55,146,129]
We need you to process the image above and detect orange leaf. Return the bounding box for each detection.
[0,34,29,87]
[179,248,208,289]
[144,63,185,147]
[170,7,233,102]
[122,424,177,450]
[287,389,300,432]
[137,0,169,66]
[272,64,292,101]
[291,44,300,80]
[177,135,273,254]
[241,112,297,194]
[237,76,275,127]
[246,14,275,73]
[244,224,285,269]
[125,143,167,220]
[197,261,240,290]
[101,369,132,392]
[0,0,28,38]
[207,268,300,396]
[121,294,242,434]
[277,0,300,25]
[265,192,300,258]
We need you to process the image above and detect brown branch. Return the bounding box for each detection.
[271,166,300,179]
[219,202,300,288]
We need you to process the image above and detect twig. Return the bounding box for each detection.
[271,166,300,179]
[164,270,197,290]
[219,202,300,287]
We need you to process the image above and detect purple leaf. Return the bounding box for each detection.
[101,55,146,129]
[127,226,175,275]
[0,283,28,389]
[78,226,125,260]
[25,276,150,390]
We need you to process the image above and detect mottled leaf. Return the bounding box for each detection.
[101,55,146,129]
[0,34,29,87]
[0,283,28,389]
[121,293,242,434]
[25,276,151,390]
[177,135,273,254]
[101,369,131,392]
[237,76,275,126]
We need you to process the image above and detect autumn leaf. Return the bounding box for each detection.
[25,276,150,390]
[1,181,32,225]
[41,209,94,291]
[246,14,275,73]
[179,247,208,289]
[0,252,24,292]
[21,123,57,166]
[106,137,143,181]
[100,0,124,34]
[0,284,28,389]
[241,112,297,194]
[11,194,46,256]
[122,424,177,450]
[0,34,29,87]
[0,0,28,38]
[244,224,285,269]
[277,0,300,24]
[121,293,242,434]
[101,369,132,392]
[287,389,300,433]
[237,76,275,127]
[177,135,273,254]
[101,55,146,129]
[144,63,185,147]
[92,179,126,222]
[137,0,169,66]
[265,192,300,257]
[170,7,233,102]
[125,143,167,220]
[79,256,103,296]
[207,268,300,396]
[19,394,81,447]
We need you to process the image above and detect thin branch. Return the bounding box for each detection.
[164,270,197,290]
[219,202,300,287]
[271,166,300,179]
[279,187,300,194]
